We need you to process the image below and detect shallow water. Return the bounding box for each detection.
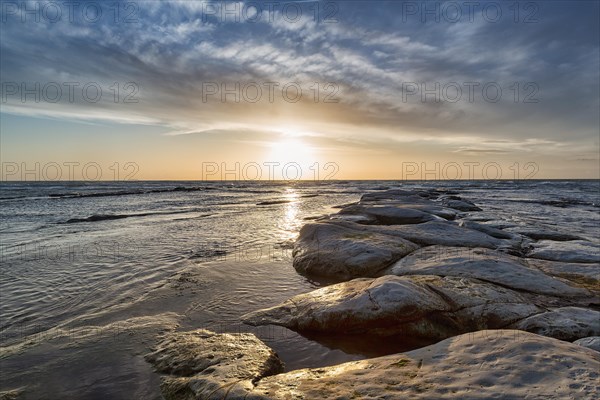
[1,180,598,398]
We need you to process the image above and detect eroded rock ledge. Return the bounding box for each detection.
[247,188,599,342]
[149,188,600,399]
[242,274,599,340]
[148,329,600,399]
[145,329,284,400]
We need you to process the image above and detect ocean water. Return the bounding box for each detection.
[0,180,598,399]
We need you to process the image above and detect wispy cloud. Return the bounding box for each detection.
[1,0,598,162]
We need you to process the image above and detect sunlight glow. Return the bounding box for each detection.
[267,138,315,165]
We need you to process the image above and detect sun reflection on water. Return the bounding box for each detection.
[280,188,301,242]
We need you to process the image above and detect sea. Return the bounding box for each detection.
[0,180,598,399]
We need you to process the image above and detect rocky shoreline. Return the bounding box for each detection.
[146,188,600,399]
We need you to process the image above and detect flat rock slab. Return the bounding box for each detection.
[338,204,439,225]
[525,258,600,293]
[360,190,432,203]
[390,246,588,297]
[245,330,600,399]
[389,203,458,220]
[458,220,519,240]
[442,198,482,212]
[511,307,600,341]
[328,213,376,224]
[358,189,458,218]
[145,329,283,400]
[527,240,600,263]
[328,220,509,250]
[242,275,541,340]
[574,336,600,352]
[506,227,584,241]
[293,222,419,279]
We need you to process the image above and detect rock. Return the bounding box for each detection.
[245,330,600,399]
[442,199,482,212]
[511,307,600,341]
[360,189,430,203]
[303,215,326,221]
[435,189,460,195]
[359,189,452,208]
[463,214,494,222]
[574,336,600,352]
[328,213,376,224]
[331,202,358,209]
[509,228,583,241]
[292,222,419,279]
[0,390,21,400]
[527,240,600,263]
[328,220,509,250]
[145,329,283,400]
[394,203,458,220]
[256,200,292,206]
[443,195,463,201]
[389,246,587,297]
[458,220,518,240]
[525,258,600,293]
[338,204,439,225]
[242,275,541,340]
[481,221,519,230]
[359,202,457,220]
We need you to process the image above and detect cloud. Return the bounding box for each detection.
[0,0,598,161]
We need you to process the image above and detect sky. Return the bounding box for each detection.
[1,0,599,180]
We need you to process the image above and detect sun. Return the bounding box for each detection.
[267,138,315,166]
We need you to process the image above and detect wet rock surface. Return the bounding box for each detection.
[149,188,600,399]
[511,307,600,341]
[337,204,442,224]
[389,246,590,297]
[251,188,599,357]
[315,219,511,250]
[242,275,544,339]
[574,336,600,352]
[442,198,483,211]
[145,329,284,400]
[292,222,419,279]
[150,330,600,399]
[245,330,600,400]
[527,239,600,263]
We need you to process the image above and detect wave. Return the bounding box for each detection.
[503,198,598,208]
[0,195,30,201]
[46,186,284,200]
